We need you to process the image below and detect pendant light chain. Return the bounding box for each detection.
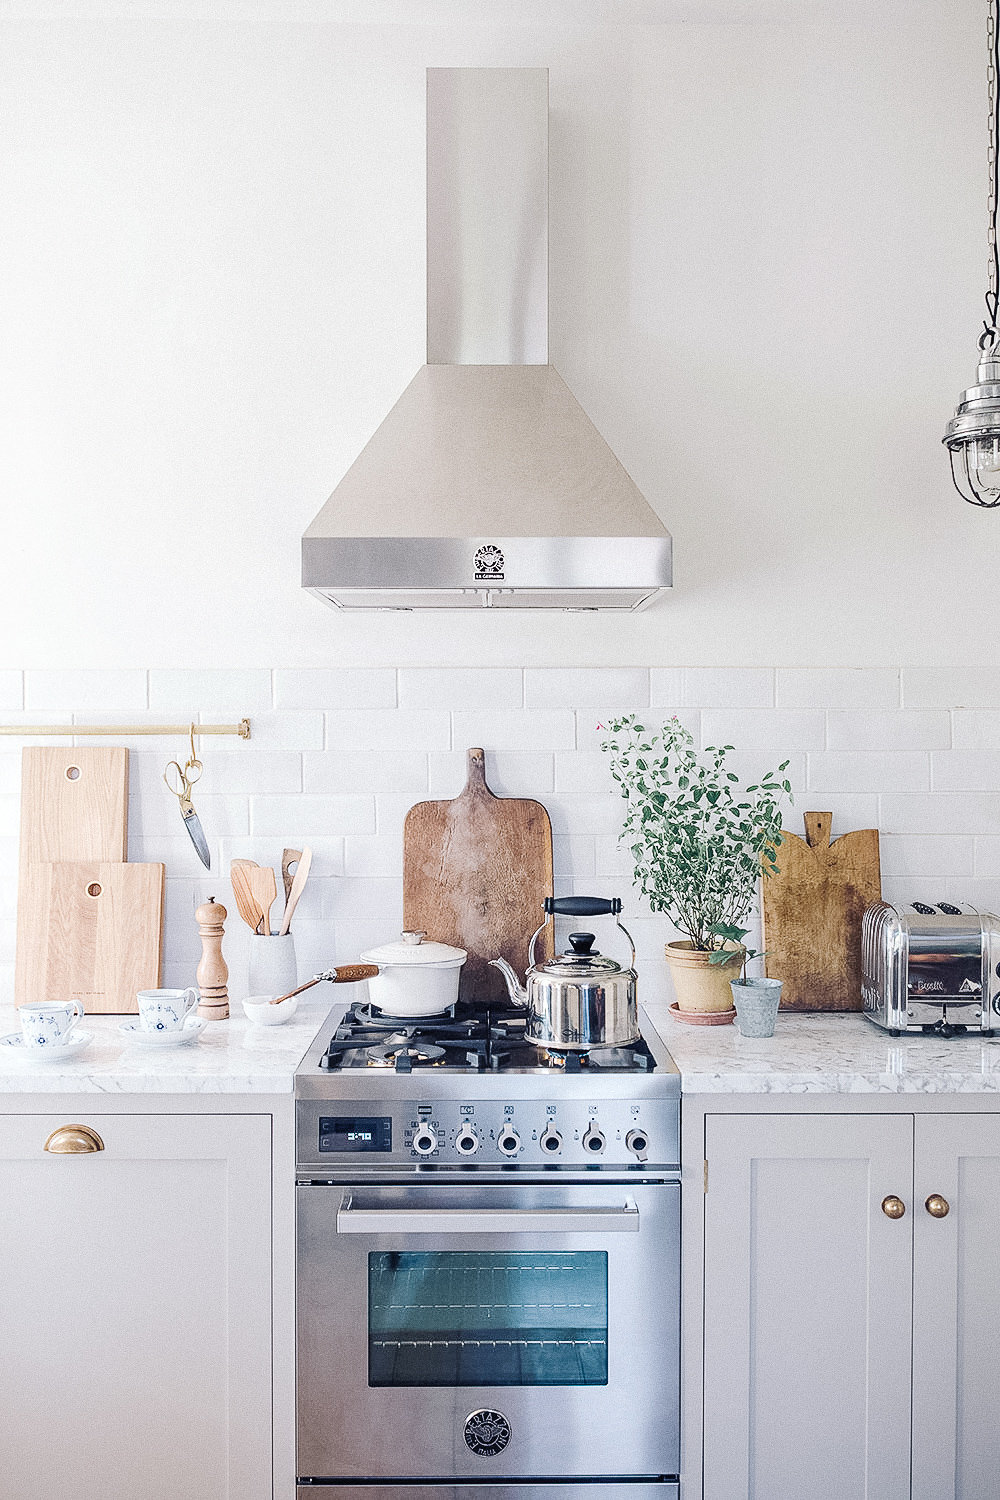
[984,0,1000,350]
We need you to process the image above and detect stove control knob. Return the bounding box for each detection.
[497,1127,521,1156]
[626,1129,649,1161]
[412,1128,437,1156]
[539,1126,562,1154]
[582,1125,606,1155]
[455,1126,479,1155]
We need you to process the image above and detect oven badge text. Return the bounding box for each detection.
[474,545,505,582]
[464,1409,512,1456]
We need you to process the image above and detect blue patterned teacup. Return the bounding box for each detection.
[137,988,199,1033]
[20,999,85,1049]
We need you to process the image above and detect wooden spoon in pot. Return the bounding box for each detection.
[230,861,264,932]
[279,846,312,936]
[247,865,278,937]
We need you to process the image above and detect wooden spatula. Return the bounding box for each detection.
[247,865,278,937]
[281,848,302,907]
[230,861,264,932]
[279,846,312,935]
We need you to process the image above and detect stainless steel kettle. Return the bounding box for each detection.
[490,896,639,1050]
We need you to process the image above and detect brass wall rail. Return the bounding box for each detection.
[0,718,251,739]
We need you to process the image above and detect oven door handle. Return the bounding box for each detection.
[335,1198,640,1234]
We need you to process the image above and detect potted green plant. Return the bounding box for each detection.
[600,715,792,1018]
[709,924,784,1036]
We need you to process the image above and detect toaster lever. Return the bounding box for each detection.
[911,901,937,915]
[937,902,963,915]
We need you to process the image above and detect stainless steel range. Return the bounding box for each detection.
[294,995,681,1500]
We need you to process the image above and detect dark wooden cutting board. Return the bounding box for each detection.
[403,748,554,1003]
[762,811,882,1012]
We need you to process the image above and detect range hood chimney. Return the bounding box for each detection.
[302,68,672,612]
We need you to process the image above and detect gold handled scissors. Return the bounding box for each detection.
[163,724,211,870]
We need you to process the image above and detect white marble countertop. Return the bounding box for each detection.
[646,1005,1000,1094]
[0,1000,333,1093]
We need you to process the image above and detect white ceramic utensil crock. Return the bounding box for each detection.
[358,931,467,1017]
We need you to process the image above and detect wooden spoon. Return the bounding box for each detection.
[248,865,278,937]
[230,861,264,932]
[279,846,312,936]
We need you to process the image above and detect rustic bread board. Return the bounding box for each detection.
[15,747,130,1006]
[403,747,554,1004]
[16,862,164,1014]
[762,811,881,1012]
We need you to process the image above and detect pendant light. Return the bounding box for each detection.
[943,0,1000,506]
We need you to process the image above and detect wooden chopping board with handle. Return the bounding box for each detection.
[762,811,881,1012]
[403,747,554,1003]
[17,862,164,1014]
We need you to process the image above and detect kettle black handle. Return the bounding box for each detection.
[544,896,622,917]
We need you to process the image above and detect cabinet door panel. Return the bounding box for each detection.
[703,1113,913,1500]
[0,1113,271,1500]
[913,1115,1000,1500]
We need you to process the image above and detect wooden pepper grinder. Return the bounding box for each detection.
[195,897,229,1019]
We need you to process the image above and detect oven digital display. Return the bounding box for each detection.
[319,1116,392,1153]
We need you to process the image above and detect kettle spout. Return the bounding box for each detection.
[489,956,528,1006]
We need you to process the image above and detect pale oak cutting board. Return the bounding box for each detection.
[17,862,164,1014]
[761,811,881,1012]
[403,748,554,1004]
[15,747,131,1008]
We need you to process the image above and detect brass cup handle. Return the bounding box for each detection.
[44,1124,104,1154]
[925,1193,950,1218]
[881,1194,906,1219]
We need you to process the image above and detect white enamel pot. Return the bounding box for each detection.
[358,932,467,1017]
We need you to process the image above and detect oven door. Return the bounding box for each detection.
[297,1180,679,1481]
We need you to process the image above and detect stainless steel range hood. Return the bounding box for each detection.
[302,67,672,612]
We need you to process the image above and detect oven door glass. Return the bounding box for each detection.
[368,1250,608,1386]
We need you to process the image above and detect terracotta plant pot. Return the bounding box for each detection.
[665,940,745,1013]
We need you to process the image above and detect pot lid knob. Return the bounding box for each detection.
[568,932,599,956]
[400,931,427,945]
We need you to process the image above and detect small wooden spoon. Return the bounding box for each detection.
[279,846,312,936]
[281,848,302,907]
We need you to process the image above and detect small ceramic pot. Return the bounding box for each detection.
[665,941,744,1012]
[248,933,297,999]
[731,977,783,1038]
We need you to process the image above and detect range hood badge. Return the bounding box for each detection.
[301,68,672,612]
[474,545,504,582]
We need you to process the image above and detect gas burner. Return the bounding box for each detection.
[350,1001,455,1027]
[538,1048,590,1071]
[366,1040,447,1069]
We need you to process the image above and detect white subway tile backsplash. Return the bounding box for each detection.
[594,835,635,879]
[399,669,522,710]
[879,835,975,877]
[807,752,929,794]
[683,667,774,707]
[428,752,553,796]
[149,669,272,713]
[250,796,375,838]
[543,795,629,837]
[552,836,596,879]
[524,668,649,710]
[240,711,324,751]
[452,710,575,752]
[304,751,428,795]
[974,838,1000,876]
[701,709,825,753]
[24,668,147,712]
[344,836,404,878]
[374,795,422,840]
[323,877,403,921]
[219,836,345,878]
[326,709,450,752]
[0,756,19,796]
[933,751,1000,792]
[827,710,951,752]
[953,711,1000,749]
[881,876,957,908]
[782,795,880,836]
[0,711,73,748]
[902,668,1000,709]
[554,752,615,794]
[0,673,22,711]
[333,919,408,961]
[131,750,302,797]
[945,877,1000,911]
[275,669,396,711]
[575,708,700,751]
[649,668,685,706]
[776,668,900,709]
[880,794,1000,836]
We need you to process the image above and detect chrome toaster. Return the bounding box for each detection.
[862,901,1000,1036]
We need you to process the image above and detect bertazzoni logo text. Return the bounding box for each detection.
[474,544,505,582]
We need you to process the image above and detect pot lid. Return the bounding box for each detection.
[534,931,624,978]
[359,931,467,968]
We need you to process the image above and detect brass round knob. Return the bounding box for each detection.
[44,1124,104,1155]
[925,1193,950,1218]
[881,1194,906,1219]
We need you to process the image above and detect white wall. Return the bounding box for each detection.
[0,0,993,669]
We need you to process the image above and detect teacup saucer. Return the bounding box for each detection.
[0,1030,93,1061]
[118,1016,205,1048]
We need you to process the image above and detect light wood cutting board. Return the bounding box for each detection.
[16,862,164,1014]
[403,747,554,1004]
[15,747,130,1007]
[762,811,881,1012]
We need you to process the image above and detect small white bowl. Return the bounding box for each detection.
[242,994,299,1026]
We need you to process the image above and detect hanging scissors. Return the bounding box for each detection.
[164,724,211,870]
